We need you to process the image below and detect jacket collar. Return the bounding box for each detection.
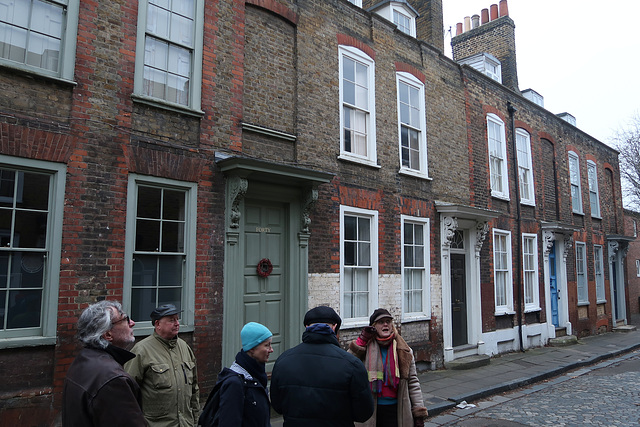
[153,330,178,348]
[301,329,340,347]
[103,344,136,366]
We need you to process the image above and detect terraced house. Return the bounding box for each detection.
[0,0,629,424]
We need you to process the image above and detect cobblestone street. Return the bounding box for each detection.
[435,351,640,426]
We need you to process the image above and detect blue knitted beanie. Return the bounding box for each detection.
[241,322,273,351]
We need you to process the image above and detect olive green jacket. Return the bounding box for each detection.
[125,332,200,427]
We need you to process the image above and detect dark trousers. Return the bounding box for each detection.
[376,403,398,427]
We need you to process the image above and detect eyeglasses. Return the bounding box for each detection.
[112,315,130,326]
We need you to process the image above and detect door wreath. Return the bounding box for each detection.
[257,258,273,278]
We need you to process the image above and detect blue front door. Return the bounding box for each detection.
[549,243,559,327]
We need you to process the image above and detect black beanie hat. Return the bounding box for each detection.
[303,306,342,330]
[369,308,393,326]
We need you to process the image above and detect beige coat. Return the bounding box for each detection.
[349,334,428,427]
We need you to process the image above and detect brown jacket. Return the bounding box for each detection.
[349,334,428,426]
[62,345,147,427]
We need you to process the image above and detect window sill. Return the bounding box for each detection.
[0,61,77,87]
[338,154,381,169]
[495,309,515,316]
[132,94,205,118]
[596,299,607,304]
[577,302,590,307]
[572,210,585,216]
[491,192,510,202]
[399,168,432,181]
[401,314,430,323]
[591,215,602,220]
[524,306,541,313]
[341,318,370,330]
[0,335,57,349]
[520,200,536,207]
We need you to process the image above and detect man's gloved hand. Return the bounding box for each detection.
[359,326,376,344]
[414,418,425,427]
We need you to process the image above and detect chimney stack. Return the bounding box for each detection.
[413,0,444,53]
[451,0,519,92]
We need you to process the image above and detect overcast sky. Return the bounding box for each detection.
[441,0,640,146]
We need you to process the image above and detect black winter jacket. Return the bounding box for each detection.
[62,345,147,427]
[270,330,374,426]
[214,366,271,427]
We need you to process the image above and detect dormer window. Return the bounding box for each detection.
[393,9,412,35]
[347,0,362,6]
[458,52,502,83]
[369,1,418,38]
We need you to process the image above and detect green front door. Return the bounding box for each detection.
[242,200,286,372]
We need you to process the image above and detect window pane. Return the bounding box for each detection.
[344,216,357,240]
[170,13,193,46]
[404,246,414,267]
[136,219,161,251]
[132,255,157,287]
[14,211,47,248]
[163,189,185,220]
[6,288,41,329]
[137,186,162,218]
[161,221,184,252]
[131,287,156,322]
[358,217,370,241]
[17,172,50,210]
[158,287,181,309]
[12,252,45,288]
[31,1,63,36]
[147,2,170,38]
[358,242,370,266]
[157,255,183,286]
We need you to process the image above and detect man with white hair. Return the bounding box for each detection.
[62,300,147,426]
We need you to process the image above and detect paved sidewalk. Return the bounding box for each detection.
[420,319,640,423]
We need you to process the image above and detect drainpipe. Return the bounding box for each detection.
[508,101,524,352]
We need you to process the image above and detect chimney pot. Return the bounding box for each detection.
[471,14,480,28]
[481,8,489,24]
[464,16,471,32]
[499,0,509,17]
[490,4,498,20]
[456,22,463,36]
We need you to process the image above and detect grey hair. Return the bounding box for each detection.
[77,300,123,349]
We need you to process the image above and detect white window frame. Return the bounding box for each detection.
[633,220,637,237]
[340,205,378,326]
[346,0,362,6]
[522,233,540,312]
[493,229,513,315]
[339,45,377,167]
[516,128,535,206]
[594,245,605,303]
[391,5,416,37]
[636,259,640,277]
[133,0,205,114]
[401,215,430,321]
[483,55,501,82]
[0,155,65,348]
[0,0,79,81]
[396,72,429,179]
[587,160,601,218]
[487,114,509,200]
[575,242,588,305]
[568,151,583,214]
[123,174,197,336]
